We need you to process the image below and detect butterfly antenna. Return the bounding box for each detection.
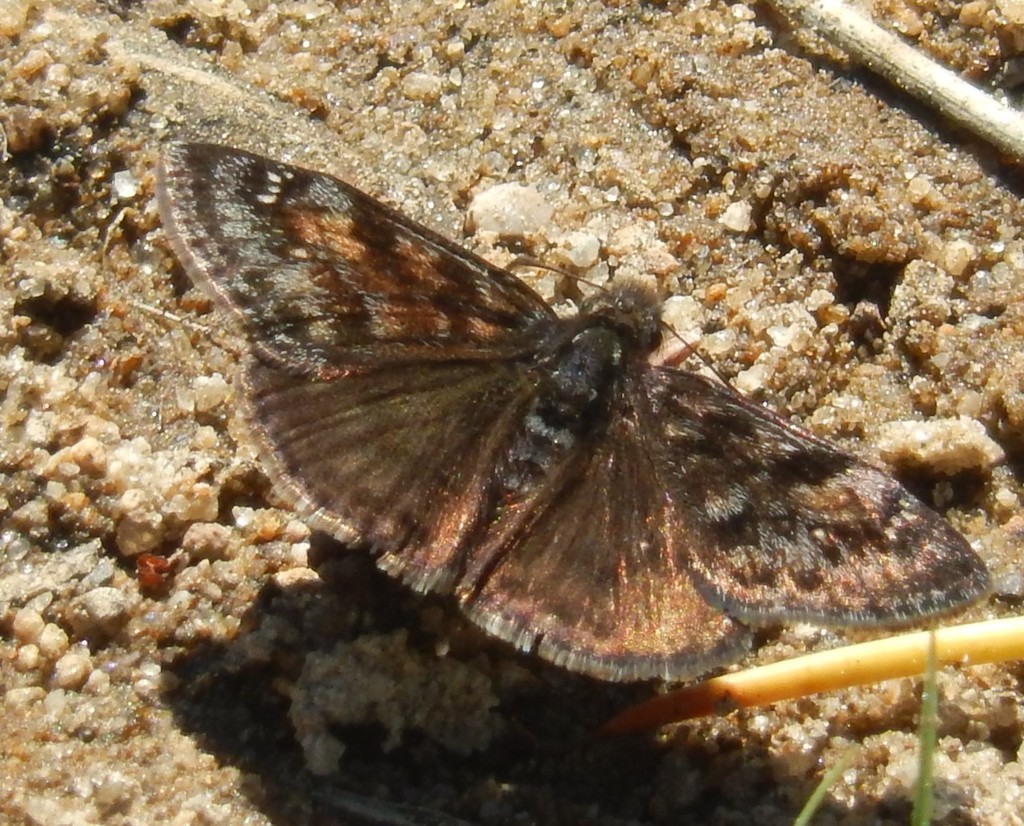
[508,255,611,294]
[657,254,763,386]
[657,321,738,387]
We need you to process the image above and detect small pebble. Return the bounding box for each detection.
[12,607,45,643]
[37,623,69,659]
[181,521,232,559]
[15,644,41,672]
[4,686,46,708]
[942,239,977,277]
[560,231,601,267]
[67,434,108,475]
[466,183,553,237]
[80,557,116,590]
[84,668,111,695]
[167,482,219,522]
[116,511,164,556]
[273,568,321,589]
[193,373,229,412]
[719,200,752,232]
[876,416,1005,475]
[53,651,92,690]
[401,71,443,101]
[80,587,130,634]
[112,170,138,200]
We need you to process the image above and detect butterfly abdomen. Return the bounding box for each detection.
[499,325,629,500]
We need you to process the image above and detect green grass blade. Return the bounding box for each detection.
[793,746,859,826]
[911,630,939,826]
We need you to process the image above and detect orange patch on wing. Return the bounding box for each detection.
[290,211,369,263]
[393,236,449,289]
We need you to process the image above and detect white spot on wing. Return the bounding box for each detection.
[704,486,749,522]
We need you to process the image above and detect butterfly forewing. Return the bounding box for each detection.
[646,369,990,625]
[158,144,555,376]
[157,143,990,683]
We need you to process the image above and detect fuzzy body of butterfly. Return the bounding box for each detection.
[157,144,989,682]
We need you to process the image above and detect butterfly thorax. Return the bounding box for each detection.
[499,288,658,502]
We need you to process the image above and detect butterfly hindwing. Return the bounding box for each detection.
[458,375,750,681]
[245,358,539,593]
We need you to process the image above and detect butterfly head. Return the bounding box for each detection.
[578,281,663,355]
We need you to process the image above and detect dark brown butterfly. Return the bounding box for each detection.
[156,144,989,681]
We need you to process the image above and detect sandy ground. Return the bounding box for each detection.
[2,1,1023,824]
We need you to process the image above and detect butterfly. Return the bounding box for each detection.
[156,143,989,682]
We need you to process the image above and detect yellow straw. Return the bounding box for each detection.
[601,616,1024,734]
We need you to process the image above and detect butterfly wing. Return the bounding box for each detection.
[158,144,559,590]
[457,377,750,682]
[645,369,990,626]
[246,359,541,593]
[157,144,556,376]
